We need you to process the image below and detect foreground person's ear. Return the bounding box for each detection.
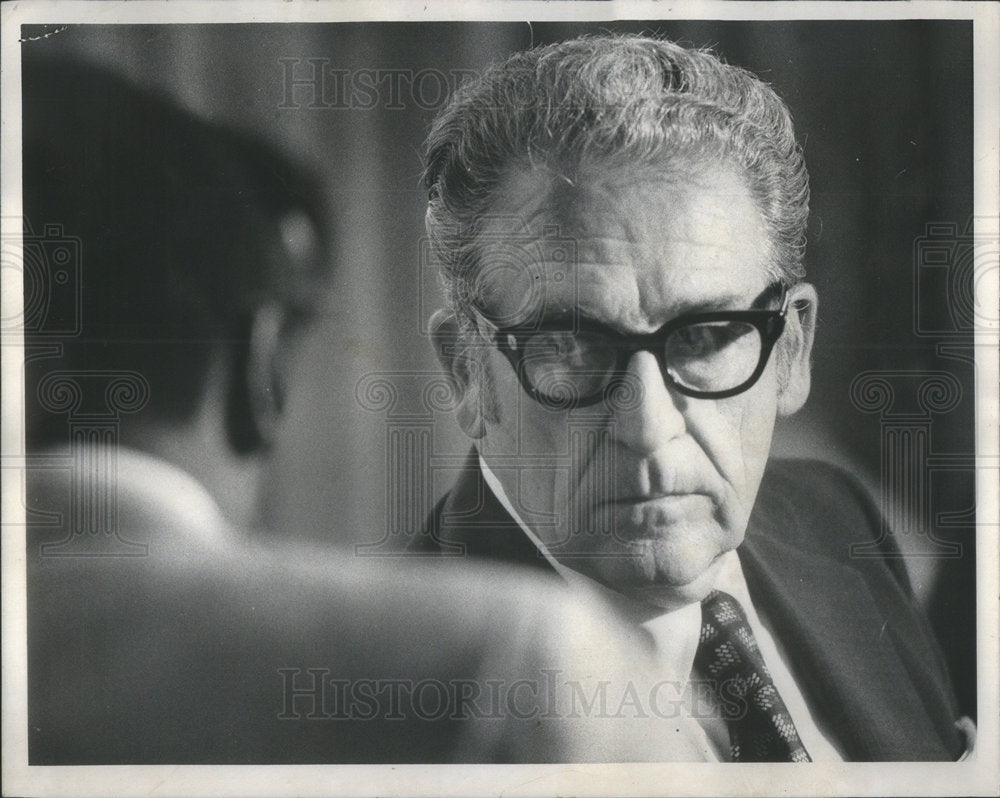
[245,302,289,449]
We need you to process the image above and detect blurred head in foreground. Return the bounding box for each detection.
[22,56,334,529]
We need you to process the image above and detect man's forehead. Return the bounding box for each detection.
[471,160,774,330]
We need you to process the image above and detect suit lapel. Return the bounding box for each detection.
[430,450,553,573]
[739,531,954,760]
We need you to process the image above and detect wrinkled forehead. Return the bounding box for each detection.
[468,158,776,331]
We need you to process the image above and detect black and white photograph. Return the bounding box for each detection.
[2,2,998,796]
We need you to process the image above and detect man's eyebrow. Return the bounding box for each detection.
[673,284,781,313]
[656,284,783,319]
[672,295,746,314]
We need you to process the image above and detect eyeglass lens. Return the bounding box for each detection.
[518,319,765,401]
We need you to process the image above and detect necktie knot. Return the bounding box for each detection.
[695,590,811,763]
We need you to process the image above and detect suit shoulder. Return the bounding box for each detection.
[756,458,881,534]
[753,458,908,581]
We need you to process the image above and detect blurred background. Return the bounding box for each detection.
[19,20,976,716]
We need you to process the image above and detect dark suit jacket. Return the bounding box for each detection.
[409,452,966,761]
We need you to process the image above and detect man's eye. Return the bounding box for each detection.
[670,322,754,356]
[525,331,583,360]
[523,331,618,368]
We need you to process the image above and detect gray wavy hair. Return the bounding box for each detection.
[424,34,810,332]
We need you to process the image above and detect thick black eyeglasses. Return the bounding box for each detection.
[473,285,790,409]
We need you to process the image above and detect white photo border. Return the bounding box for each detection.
[2,2,997,796]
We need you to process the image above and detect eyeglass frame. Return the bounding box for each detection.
[469,283,792,409]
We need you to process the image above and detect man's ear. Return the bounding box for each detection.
[430,309,486,439]
[246,302,290,449]
[776,282,818,417]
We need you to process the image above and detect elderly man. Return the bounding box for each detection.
[414,35,970,761]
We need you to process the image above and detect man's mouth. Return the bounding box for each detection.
[607,493,716,533]
[610,491,713,504]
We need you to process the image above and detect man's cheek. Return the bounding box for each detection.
[481,371,526,454]
[688,402,751,498]
[684,403,760,542]
[716,389,776,496]
[737,391,777,487]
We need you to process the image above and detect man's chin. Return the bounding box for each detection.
[618,567,722,610]
[598,547,731,611]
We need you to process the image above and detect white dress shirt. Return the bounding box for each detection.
[479,455,846,761]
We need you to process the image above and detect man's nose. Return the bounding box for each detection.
[610,350,687,454]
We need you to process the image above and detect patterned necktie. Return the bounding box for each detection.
[694,589,812,762]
